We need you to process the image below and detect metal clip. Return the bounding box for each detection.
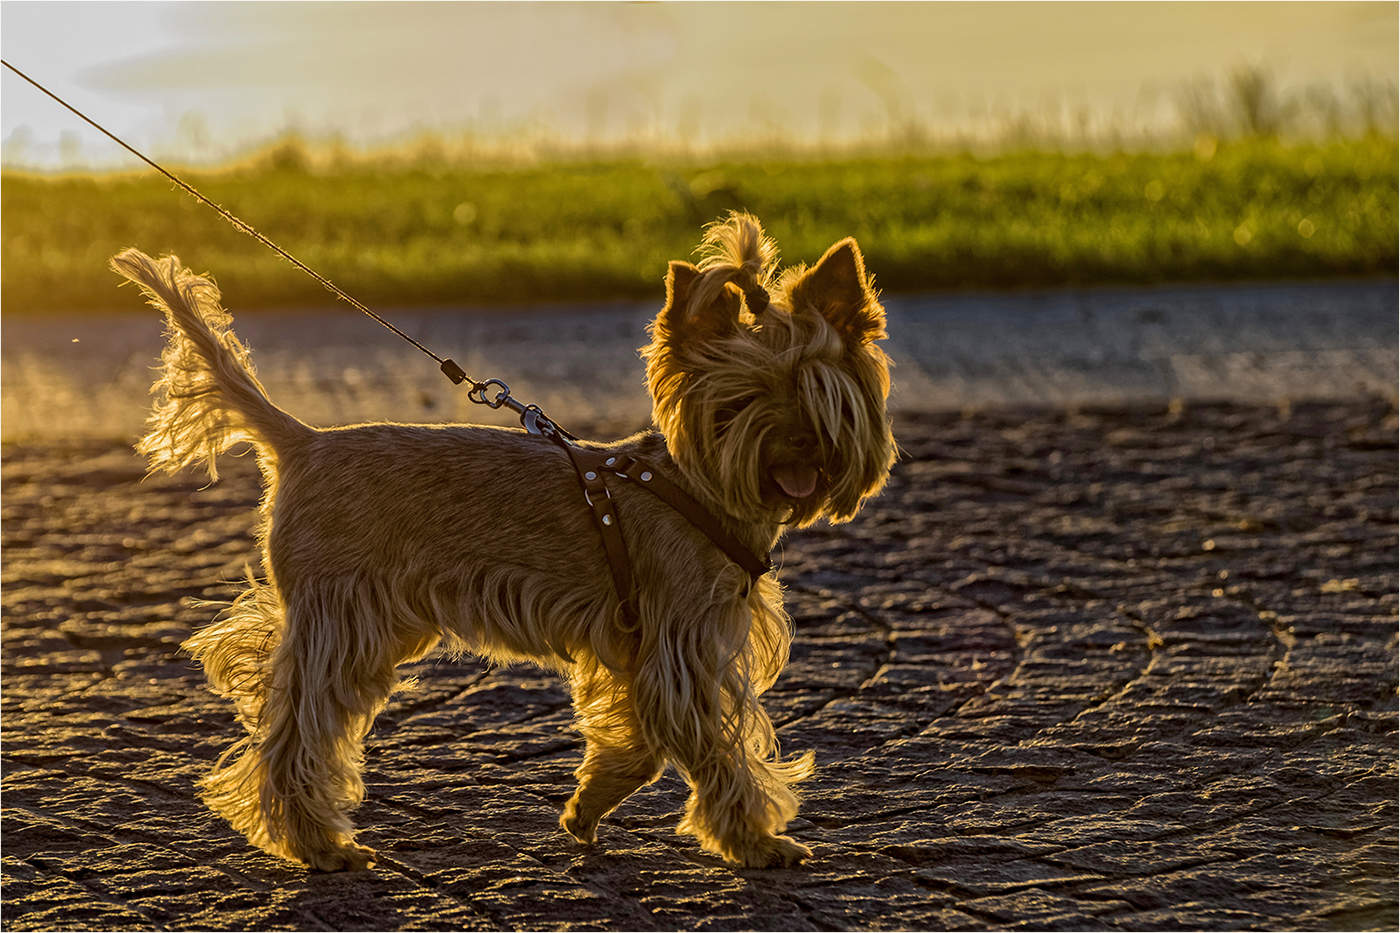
[468,378,514,409]
[461,377,576,444]
[521,407,546,436]
[521,405,558,438]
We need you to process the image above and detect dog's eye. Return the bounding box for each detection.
[715,395,758,430]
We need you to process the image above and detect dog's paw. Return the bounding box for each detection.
[732,835,811,869]
[305,841,377,872]
[560,805,598,845]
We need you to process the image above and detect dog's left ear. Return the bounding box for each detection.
[791,238,885,345]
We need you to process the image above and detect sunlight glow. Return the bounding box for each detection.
[2,1,1396,168]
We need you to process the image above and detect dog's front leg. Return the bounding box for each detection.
[561,671,664,844]
[561,740,663,845]
[632,629,811,868]
[671,701,812,869]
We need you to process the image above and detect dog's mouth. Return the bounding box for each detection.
[769,463,821,500]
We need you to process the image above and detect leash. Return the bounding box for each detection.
[0,58,572,441]
[3,58,770,619]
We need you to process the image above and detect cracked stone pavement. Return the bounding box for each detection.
[4,399,1395,930]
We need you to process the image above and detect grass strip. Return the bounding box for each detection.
[2,135,1394,313]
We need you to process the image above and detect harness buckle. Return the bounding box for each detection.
[581,481,613,509]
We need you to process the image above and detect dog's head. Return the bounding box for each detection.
[642,213,894,527]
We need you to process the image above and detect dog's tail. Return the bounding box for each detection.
[110,249,309,479]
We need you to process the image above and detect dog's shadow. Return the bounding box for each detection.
[269,813,813,930]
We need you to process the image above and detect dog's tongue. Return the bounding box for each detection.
[772,464,819,500]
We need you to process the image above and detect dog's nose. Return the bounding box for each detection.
[787,434,815,452]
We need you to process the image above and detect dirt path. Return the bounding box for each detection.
[3,399,1395,930]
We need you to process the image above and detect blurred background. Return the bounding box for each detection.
[3,1,1397,305]
[4,2,1397,164]
[1,1,1396,435]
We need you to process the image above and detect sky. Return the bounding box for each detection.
[1,1,1396,168]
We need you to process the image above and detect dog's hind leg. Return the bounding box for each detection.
[561,668,663,844]
[185,574,284,738]
[186,576,338,864]
[205,577,427,871]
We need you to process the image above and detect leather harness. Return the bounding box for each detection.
[554,440,772,629]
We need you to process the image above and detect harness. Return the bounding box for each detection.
[557,441,772,629]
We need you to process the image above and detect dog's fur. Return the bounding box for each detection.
[111,213,894,871]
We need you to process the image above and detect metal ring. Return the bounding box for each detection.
[472,378,511,409]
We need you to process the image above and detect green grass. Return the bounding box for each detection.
[2,135,1395,313]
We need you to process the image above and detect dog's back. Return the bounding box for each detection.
[269,422,616,655]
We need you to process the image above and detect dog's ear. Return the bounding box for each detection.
[791,238,885,345]
[659,260,743,341]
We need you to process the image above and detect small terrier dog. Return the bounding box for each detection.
[111,213,894,871]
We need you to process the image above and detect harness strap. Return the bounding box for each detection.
[558,442,772,629]
[560,443,638,629]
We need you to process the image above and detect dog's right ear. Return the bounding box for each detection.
[791,238,885,346]
[658,261,742,341]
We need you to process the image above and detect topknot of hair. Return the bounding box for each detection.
[695,212,779,290]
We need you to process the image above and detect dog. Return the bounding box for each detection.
[110,212,894,871]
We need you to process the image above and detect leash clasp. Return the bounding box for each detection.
[459,373,578,442]
[523,406,577,442]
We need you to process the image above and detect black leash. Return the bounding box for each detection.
[1,58,572,440]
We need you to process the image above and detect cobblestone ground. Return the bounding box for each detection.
[3,399,1396,930]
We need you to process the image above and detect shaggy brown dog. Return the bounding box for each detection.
[110,213,894,871]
